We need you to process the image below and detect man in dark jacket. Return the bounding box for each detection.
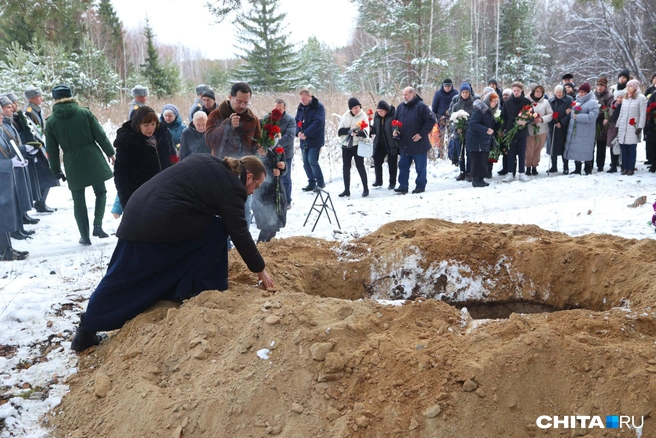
[594,77,614,171]
[70,154,275,352]
[431,79,458,122]
[371,100,397,190]
[500,82,532,182]
[393,87,437,194]
[488,79,503,101]
[272,98,296,207]
[189,84,210,122]
[205,83,261,159]
[295,89,325,192]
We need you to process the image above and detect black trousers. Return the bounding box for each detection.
[342,146,368,191]
[82,217,229,333]
[595,140,607,170]
[373,147,398,186]
[469,151,489,179]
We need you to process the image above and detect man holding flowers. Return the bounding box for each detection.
[392,87,436,194]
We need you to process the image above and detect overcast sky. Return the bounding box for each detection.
[111,0,358,60]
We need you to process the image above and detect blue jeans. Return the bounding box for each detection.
[302,147,324,187]
[397,152,427,190]
[281,158,293,204]
[507,137,527,175]
[620,144,637,171]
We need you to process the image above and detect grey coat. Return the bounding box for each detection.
[0,140,22,234]
[617,92,647,145]
[277,111,296,159]
[564,92,599,162]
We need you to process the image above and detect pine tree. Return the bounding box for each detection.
[141,19,179,98]
[96,0,126,84]
[297,37,342,92]
[233,0,298,91]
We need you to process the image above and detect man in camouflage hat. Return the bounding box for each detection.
[189,84,210,122]
[23,86,45,130]
[128,85,149,121]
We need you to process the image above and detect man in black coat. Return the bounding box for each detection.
[431,79,458,122]
[71,154,274,352]
[393,87,436,194]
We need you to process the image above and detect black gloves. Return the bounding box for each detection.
[337,127,350,136]
[636,128,642,138]
[54,171,67,182]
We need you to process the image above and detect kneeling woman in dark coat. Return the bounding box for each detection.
[71,154,274,352]
[113,106,173,208]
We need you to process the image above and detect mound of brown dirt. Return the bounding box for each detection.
[49,220,656,437]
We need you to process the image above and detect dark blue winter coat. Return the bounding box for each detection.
[431,86,458,119]
[465,100,496,153]
[295,96,325,149]
[159,113,186,147]
[393,95,437,155]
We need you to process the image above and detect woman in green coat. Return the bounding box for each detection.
[45,85,116,245]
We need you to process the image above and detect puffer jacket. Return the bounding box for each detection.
[617,91,647,145]
[564,91,599,161]
[527,94,554,135]
[465,99,496,153]
[337,110,370,147]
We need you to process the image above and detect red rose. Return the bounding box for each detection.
[267,132,275,140]
[297,121,303,129]
[275,146,284,154]
[552,112,559,120]
[263,123,273,132]
[533,102,537,106]
[629,118,636,126]
[357,120,368,130]
[367,109,374,116]
[270,109,282,122]
[270,125,281,134]
[392,120,403,128]
[571,102,576,107]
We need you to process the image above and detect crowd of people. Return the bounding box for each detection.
[2,72,655,263]
[1,73,654,350]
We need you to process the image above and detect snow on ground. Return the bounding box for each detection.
[1,143,655,436]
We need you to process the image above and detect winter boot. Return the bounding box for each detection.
[563,160,569,175]
[571,161,582,175]
[456,172,466,181]
[362,187,369,197]
[92,225,109,238]
[472,177,487,188]
[531,167,538,175]
[548,156,558,173]
[584,161,593,175]
[70,314,102,353]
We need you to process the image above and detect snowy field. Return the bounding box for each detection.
[1,142,656,437]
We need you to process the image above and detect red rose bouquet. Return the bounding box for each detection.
[501,105,534,150]
[259,109,283,150]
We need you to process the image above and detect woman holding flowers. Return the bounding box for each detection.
[500,82,533,182]
[525,85,553,175]
[548,85,573,174]
[253,109,287,242]
[616,79,647,175]
[337,98,370,197]
[371,100,398,190]
[466,93,499,188]
[564,82,599,175]
[450,83,476,181]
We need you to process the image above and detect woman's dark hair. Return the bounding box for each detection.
[131,106,160,133]
[223,156,266,181]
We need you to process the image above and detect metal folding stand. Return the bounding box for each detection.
[303,188,341,232]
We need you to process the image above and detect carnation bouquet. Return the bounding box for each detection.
[449,110,470,145]
[501,105,534,150]
[259,108,283,150]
